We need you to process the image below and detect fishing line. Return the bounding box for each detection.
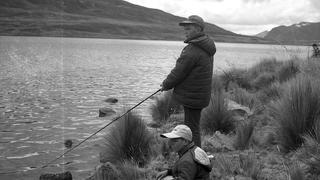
[0,88,161,175]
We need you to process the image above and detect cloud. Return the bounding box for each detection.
[242,0,270,3]
[124,0,320,35]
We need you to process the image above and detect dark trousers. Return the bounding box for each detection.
[184,106,202,147]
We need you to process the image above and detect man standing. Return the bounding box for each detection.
[160,15,216,147]
[156,125,212,180]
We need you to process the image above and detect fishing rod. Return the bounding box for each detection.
[0,88,162,175]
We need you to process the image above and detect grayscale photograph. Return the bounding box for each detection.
[0,0,320,179]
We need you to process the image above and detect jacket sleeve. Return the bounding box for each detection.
[174,161,197,180]
[162,46,197,90]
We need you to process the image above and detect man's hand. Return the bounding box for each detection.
[160,83,165,92]
[156,170,168,180]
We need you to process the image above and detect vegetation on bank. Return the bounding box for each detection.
[89,56,320,180]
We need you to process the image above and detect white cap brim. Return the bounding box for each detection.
[160,132,182,139]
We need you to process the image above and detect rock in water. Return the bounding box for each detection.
[64,139,73,149]
[99,108,116,117]
[104,98,118,104]
[39,171,72,180]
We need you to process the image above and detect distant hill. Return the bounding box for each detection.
[255,30,269,38]
[0,0,272,44]
[264,22,320,45]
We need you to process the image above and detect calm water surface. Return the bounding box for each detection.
[0,36,309,179]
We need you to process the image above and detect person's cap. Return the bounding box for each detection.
[179,15,205,30]
[160,125,192,141]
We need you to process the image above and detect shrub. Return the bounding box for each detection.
[100,111,153,166]
[150,90,181,125]
[234,120,255,150]
[201,91,235,134]
[269,76,320,152]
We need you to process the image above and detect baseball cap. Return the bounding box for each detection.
[179,15,205,30]
[160,125,192,142]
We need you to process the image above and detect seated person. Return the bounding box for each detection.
[156,125,212,180]
[312,43,320,57]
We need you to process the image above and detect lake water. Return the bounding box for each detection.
[0,36,309,179]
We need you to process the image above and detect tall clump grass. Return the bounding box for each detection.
[150,90,181,125]
[269,75,320,152]
[100,111,153,166]
[277,59,300,83]
[201,90,235,134]
[234,120,255,150]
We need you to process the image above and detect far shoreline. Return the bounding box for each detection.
[0,34,311,47]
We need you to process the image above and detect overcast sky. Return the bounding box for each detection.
[125,0,320,35]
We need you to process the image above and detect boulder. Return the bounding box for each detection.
[104,98,118,104]
[39,171,72,180]
[99,108,116,117]
[64,139,73,149]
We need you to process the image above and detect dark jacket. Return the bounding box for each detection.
[162,33,216,109]
[167,142,212,180]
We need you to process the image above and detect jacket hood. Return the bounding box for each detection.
[185,33,216,56]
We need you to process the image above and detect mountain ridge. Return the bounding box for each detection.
[0,0,272,44]
[264,22,320,45]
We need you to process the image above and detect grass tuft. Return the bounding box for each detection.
[150,90,181,125]
[269,75,320,152]
[277,59,300,83]
[100,111,153,166]
[234,120,255,150]
[201,91,235,134]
